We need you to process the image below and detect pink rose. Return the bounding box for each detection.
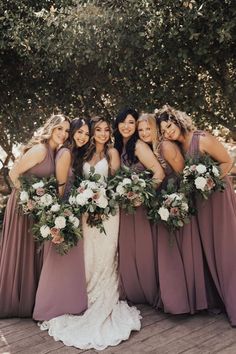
[164,198,172,206]
[63,209,73,217]
[127,191,137,200]
[92,192,100,200]
[77,186,85,193]
[36,187,45,196]
[206,177,215,190]
[27,199,36,211]
[50,227,60,237]
[170,207,180,216]
[51,235,64,244]
[133,196,142,207]
[50,227,64,244]
[190,165,197,171]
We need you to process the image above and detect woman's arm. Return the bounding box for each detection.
[161,140,185,173]
[9,144,47,188]
[108,148,120,176]
[55,148,72,197]
[135,140,165,186]
[199,133,233,177]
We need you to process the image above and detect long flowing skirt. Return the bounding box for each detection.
[0,189,43,317]
[38,212,141,350]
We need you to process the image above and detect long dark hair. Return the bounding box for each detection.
[155,105,195,136]
[67,117,90,176]
[83,116,113,165]
[114,108,139,165]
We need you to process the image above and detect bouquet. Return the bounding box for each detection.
[33,202,82,255]
[180,155,225,200]
[18,176,58,219]
[107,166,156,214]
[147,179,190,232]
[18,176,82,255]
[69,167,117,233]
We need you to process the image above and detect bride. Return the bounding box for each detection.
[40,116,141,350]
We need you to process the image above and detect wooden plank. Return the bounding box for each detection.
[0,321,40,346]
[0,308,235,354]
[0,318,21,329]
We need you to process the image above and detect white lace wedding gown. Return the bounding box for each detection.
[40,158,141,350]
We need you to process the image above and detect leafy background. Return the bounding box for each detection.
[0,0,235,160]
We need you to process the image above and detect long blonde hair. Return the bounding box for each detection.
[137,113,159,154]
[22,113,70,154]
[137,113,167,169]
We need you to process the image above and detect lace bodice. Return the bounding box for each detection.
[83,158,109,179]
[40,156,141,350]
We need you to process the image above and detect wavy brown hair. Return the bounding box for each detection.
[83,116,113,166]
[155,105,195,136]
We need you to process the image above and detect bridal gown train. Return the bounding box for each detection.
[40,158,141,350]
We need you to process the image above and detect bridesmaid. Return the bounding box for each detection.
[0,113,70,318]
[156,104,236,326]
[137,113,211,314]
[114,108,165,306]
[33,118,90,321]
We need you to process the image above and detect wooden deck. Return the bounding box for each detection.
[1,306,236,354]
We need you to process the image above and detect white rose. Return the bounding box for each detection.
[39,193,53,206]
[32,181,44,189]
[212,166,220,177]
[76,193,87,206]
[83,189,94,199]
[122,178,132,186]
[69,195,76,205]
[196,164,207,174]
[85,181,97,190]
[80,181,87,188]
[69,215,80,228]
[50,203,60,212]
[138,178,146,188]
[54,216,66,229]
[99,187,107,196]
[96,196,108,208]
[168,193,180,201]
[158,207,170,221]
[182,202,189,211]
[116,184,125,195]
[195,176,207,191]
[20,191,29,203]
[40,225,51,238]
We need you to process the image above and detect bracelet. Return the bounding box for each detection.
[58,182,66,187]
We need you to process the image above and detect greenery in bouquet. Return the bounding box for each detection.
[18,176,58,220]
[69,167,117,233]
[180,155,225,200]
[147,179,191,233]
[107,165,156,214]
[33,202,82,255]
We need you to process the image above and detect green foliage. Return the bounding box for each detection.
[0,0,236,159]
